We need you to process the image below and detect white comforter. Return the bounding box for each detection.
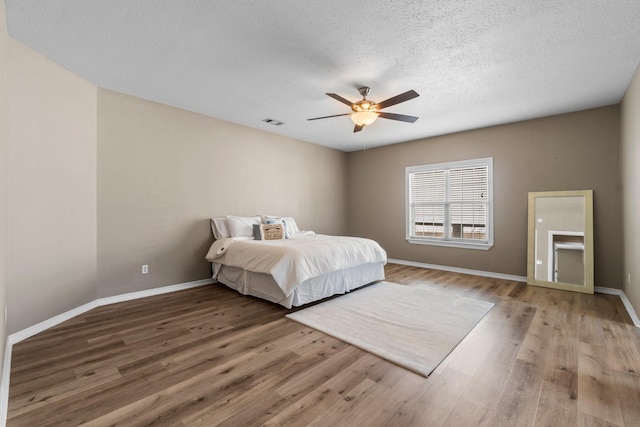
[205,234,387,299]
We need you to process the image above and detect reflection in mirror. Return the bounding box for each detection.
[527,190,594,294]
[534,195,585,283]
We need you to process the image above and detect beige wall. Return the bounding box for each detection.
[621,65,640,315]
[97,89,348,298]
[1,0,9,380]
[7,38,97,333]
[348,106,622,288]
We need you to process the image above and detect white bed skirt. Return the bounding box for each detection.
[214,262,385,308]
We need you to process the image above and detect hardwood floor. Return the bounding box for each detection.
[7,263,640,426]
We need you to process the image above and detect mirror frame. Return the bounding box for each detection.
[526,190,594,294]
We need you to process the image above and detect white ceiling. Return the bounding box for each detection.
[6,1,640,152]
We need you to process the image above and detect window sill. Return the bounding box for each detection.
[406,238,493,250]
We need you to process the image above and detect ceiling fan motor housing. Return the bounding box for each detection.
[358,87,371,97]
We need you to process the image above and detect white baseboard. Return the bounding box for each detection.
[7,300,99,345]
[96,278,214,307]
[595,286,640,327]
[387,258,640,328]
[387,258,528,283]
[7,278,214,345]
[0,277,214,426]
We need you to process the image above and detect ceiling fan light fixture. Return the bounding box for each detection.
[351,96,379,126]
[350,111,379,126]
[308,87,419,131]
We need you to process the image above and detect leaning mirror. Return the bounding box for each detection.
[527,190,594,294]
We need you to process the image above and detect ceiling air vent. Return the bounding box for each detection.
[263,118,284,126]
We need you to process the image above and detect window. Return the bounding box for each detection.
[406,157,493,249]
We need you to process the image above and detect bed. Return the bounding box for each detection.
[205,215,387,308]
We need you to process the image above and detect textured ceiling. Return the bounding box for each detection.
[6,1,640,152]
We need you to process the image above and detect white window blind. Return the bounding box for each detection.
[406,158,493,249]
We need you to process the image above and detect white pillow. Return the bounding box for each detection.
[282,216,300,238]
[226,215,261,238]
[211,217,230,239]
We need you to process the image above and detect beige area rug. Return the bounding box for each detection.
[286,281,494,376]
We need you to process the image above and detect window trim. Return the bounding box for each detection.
[405,157,494,250]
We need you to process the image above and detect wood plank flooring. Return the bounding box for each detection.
[7,263,640,426]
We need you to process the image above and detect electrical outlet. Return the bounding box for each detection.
[142,265,149,274]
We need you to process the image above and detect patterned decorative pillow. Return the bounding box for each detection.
[253,223,286,240]
[261,216,300,238]
[265,217,285,226]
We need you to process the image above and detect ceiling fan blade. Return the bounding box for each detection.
[326,93,354,107]
[307,113,352,121]
[378,112,419,123]
[376,90,419,110]
[354,124,364,133]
